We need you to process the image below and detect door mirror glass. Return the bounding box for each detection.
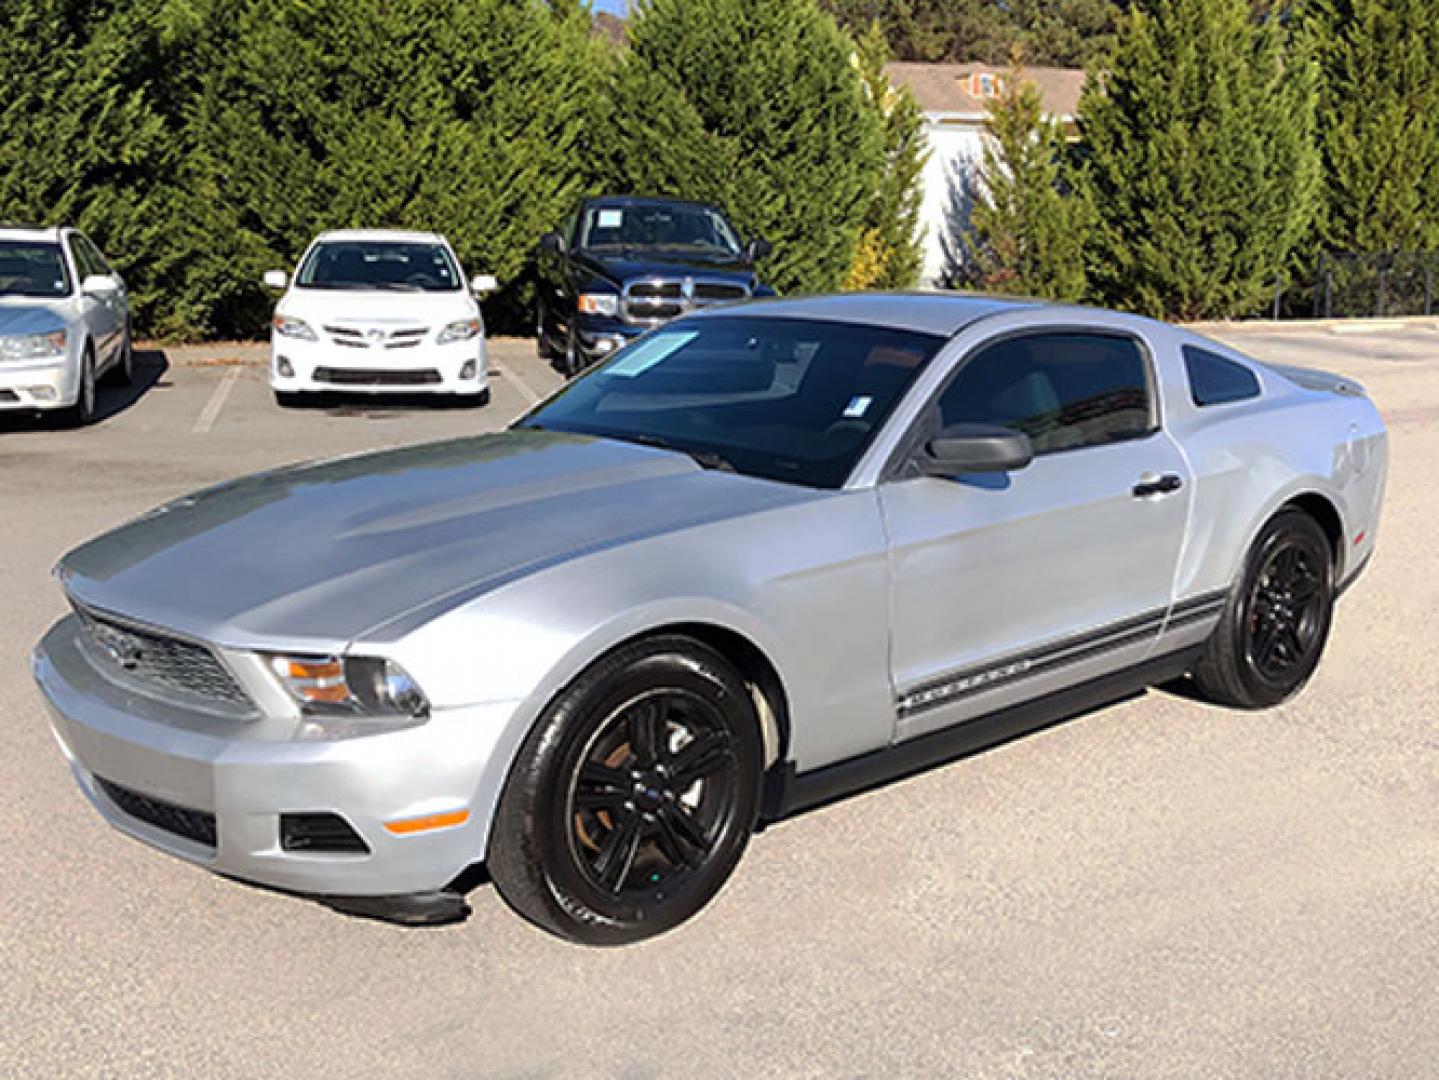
[263,270,288,290]
[918,423,1033,476]
[539,232,566,256]
[80,274,119,297]
[470,273,498,294]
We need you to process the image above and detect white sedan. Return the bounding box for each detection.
[0,225,133,426]
[265,230,497,406]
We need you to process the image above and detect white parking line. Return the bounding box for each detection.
[498,362,542,405]
[192,369,241,434]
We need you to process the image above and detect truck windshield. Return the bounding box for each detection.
[517,316,944,489]
[0,241,71,298]
[580,205,741,258]
[296,241,461,292]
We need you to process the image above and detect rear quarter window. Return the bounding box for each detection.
[1184,346,1261,407]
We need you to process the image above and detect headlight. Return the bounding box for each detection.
[577,292,619,317]
[267,654,430,721]
[437,317,481,344]
[272,315,317,341]
[0,330,67,361]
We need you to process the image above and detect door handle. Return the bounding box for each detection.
[1133,472,1184,498]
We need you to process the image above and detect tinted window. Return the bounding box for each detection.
[1184,346,1261,406]
[580,204,741,258]
[296,241,461,292]
[937,332,1154,455]
[77,235,112,276]
[520,317,944,489]
[0,241,71,298]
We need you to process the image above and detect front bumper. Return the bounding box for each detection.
[33,615,519,898]
[270,336,489,396]
[0,355,80,410]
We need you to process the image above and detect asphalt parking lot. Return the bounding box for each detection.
[3,324,1437,1077]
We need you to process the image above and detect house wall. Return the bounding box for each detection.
[916,118,992,286]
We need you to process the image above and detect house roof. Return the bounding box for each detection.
[884,62,1085,120]
[592,12,627,46]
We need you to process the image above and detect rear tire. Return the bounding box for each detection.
[488,635,763,945]
[1192,508,1334,708]
[536,302,555,361]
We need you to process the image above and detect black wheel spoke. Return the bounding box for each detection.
[594,812,644,892]
[627,701,664,767]
[669,731,732,789]
[1290,573,1319,603]
[653,809,701,868]
[659,802,709,854]
[575,762,629,810]
[1255,623,1283,669]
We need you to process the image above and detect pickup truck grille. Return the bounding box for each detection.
[621,277,751,324]
[74,606,253,710]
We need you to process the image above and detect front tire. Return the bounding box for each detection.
[55,346,97,428]
[1192,508,1335,708]
[104,323,134,386]
[488,635,763,945]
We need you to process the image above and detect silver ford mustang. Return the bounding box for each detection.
[33,294,1388,943]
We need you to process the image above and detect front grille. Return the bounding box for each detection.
[78,609,252,708]
[313,366,442,386]
[96,776,217,848]
[322,325,429,350]
[622,277,751,323]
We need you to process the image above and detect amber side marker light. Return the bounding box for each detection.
[384,810,470,836]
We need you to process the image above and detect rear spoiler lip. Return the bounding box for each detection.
[1258,361,1368,397]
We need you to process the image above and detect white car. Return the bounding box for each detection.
[0,225,132,426]
[265,230,497,406]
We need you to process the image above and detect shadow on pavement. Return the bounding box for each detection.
[0,348,171,434]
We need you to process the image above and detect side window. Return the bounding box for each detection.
[78,235,113,276]
[936,332,1155,455]
[1183,346,1260,406]
[67,237,96,281]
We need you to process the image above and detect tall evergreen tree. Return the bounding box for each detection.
[1307,0,1439,255]
[845,22,928,290]
[967,70,1092,300]
[1081,0,1320,320]
[621,0,884,295]
[0,0,175,333]
[161,0,602,339]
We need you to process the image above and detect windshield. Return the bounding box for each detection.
[580,204,741,258]
[296,241,461,292]
[0,241,71,299]
[518,316,945,489]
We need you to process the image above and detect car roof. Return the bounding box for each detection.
[0,225,65,243]
[583,195,723,214]
[314,229,445,245]
[693,291,1041,338]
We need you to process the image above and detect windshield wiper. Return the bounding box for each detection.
[603,432,735,473]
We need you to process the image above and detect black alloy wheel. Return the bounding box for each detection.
[1193,508,1335,708]
[488,635,763,944]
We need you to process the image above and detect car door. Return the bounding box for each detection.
[67,234,121,365]
[880,329,1193,742]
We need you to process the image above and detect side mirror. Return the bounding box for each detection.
[539,232,566,256]
[263,270,288,290]
[470,274,499,295]
[81,274,120,297]
[917,423,1033,476]
[745,237,773,263]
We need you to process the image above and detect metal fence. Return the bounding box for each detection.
[1310,251,1439,319]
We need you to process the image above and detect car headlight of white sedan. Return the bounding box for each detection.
[437,318,481,345]
[0,329,67,361]
[272,315,317,341]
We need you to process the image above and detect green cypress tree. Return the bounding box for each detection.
[164,0,602,339]
[1308,0,1439,255]
[623,0,885,295]
[1081,0,1320,320]
[845,22,928,290]
[966,70,1092,300]
[0,0,175,334]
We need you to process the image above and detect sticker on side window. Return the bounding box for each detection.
[606,331,699,377]
[596,209,624,229]
[843,395,873,418]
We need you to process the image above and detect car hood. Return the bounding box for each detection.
[0,300,70,334]
[577,252,758,288]
[59,431,819,651]
[276,288,478,327]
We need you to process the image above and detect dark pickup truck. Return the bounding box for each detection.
[536,196,774,374]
